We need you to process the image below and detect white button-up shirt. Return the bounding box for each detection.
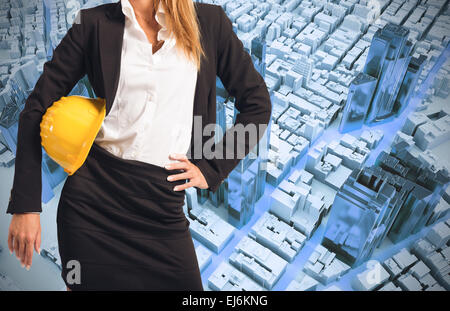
[94,0,198,167]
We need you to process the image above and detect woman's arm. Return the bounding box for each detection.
[193,5,272,193]
[7,10,87,270]
[7,10,87,214]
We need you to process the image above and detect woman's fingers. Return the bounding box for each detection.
[167,171,192,182]
[35,227,41,255]
[8,213,41,270]
[23,242,33,270]
[173,180,196,191]
[7,231,14,254]
[166,154,208,190]
[11,233,37,269]
[165,161,189,170]
[24,242,34,269]
[18,237,25,267]
[14,236,20,260]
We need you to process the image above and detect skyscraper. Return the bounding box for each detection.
[364,23,412,123]
[393,55,427,116]
[339,72,377,133]
[322,143,448,267]
[339,23,424,132]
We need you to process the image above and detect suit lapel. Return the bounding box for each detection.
[99,1,125,116]
[191,4,207,118]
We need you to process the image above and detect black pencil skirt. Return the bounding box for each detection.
[56,142,203,291]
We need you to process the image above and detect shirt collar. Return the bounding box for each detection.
[121,0,172,41]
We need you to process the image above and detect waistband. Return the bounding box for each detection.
[88,142,187,188]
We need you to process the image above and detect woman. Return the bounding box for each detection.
[6,0,271,290]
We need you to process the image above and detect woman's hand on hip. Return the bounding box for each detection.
[165,154,209,191]
[8,213,41,270]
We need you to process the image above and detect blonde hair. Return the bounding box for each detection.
[153,0,205,72]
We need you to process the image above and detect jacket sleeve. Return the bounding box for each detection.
[193,5,272,193]
[6,10,86,214]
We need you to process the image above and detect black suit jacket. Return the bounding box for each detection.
[7,1,272,214]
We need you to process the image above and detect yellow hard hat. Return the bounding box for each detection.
[40,95,106,176]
